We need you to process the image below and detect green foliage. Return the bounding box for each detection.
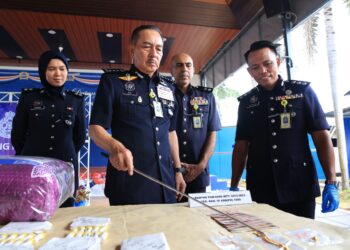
[213,84,239,100]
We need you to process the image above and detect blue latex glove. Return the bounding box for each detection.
[229,186,239,191]
[321,184,339,213]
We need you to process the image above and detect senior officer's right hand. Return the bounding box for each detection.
[175,173,186,201]
[109,146,134,176]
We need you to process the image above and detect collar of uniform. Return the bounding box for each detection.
[175,84,193,96]
[42,87,66,99]
[129,64,160,82]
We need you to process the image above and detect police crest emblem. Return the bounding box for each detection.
[124,82,136,92]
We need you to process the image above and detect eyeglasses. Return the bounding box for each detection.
[248,60,275,72]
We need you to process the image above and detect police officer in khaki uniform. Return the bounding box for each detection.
[11,50,86,207]
[230,40,339,219]
[171,53,221,197]
[89,25,186,205]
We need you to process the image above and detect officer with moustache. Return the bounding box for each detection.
[230,40,339,219]
[171,53,221,198]
[89,25,186,205]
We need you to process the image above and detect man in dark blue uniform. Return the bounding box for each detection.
[11,50,86,207]
[171,53,221,197]
[89,25,186,205]
[230,40,339,219]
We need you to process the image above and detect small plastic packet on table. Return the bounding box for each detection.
[0,221,52,249]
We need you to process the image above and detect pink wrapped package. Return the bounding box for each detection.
[0,156,74,224]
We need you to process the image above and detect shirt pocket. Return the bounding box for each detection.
[198,104,209,114]
[120,94,150,121]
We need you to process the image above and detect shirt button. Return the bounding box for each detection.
[51,114,55,117]
[49,147,53,150]
[273,158,278,163]
[270,107,274,111]
[51,104,55,108]
[51,125,55,128]
[155,127,159,131]
[303,162,307,166]
[183,154,187,158]
[272,145,277,149]
[183,129,187,133]
[184,108,187,111]
[157,141,160,146]
[250,111,254,114]
[35,113,38,116]
[272,132,277,136]
[184,118,187,122]
[159,155,162,160]
[70,158,73,161]
[270,97,274,100]
[271,119,275,123]
[50,136,55,139]
[183,141,187,145]
[130,100,134,104]
[183,97,186,101]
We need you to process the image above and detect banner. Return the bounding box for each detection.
[0,103,16,155]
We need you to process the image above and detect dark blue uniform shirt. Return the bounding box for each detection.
[236,77,329,203]
[175,85,221,189]
[90,66,178,205]
[11,88,86,191]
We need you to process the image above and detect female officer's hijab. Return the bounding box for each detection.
[38,50,69,94]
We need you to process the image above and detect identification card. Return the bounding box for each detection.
[153,100,163,118]
[157,85,174,101]
[193,115,203,128]
[280,112,291,129]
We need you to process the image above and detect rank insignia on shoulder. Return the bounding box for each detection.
[288,80,310,86]
[66,90,84,97]
[196,86,213,92]
[159,75,174,84]
[102,68,125,74]
[23,88,41,93]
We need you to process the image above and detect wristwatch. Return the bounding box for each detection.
[174,167,185,174]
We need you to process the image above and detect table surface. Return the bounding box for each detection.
[25,202,349,249]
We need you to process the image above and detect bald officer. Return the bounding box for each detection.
[171,53,221,197]
[89,25,186,205]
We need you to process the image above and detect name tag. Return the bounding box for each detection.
[157,85,174,101]
[188,190,252,208]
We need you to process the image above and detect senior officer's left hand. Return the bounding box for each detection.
[321,184,340,213]
[175,173,186,201]
[182,163,205,182]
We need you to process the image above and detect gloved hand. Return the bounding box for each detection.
[229,186,239,191]
[321,184,339,213]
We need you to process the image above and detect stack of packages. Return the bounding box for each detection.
[0,156,74,224]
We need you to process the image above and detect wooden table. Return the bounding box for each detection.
[23,202,349,249]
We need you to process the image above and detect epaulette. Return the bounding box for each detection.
[22,88,42,93]
[159,75,175,84]
[196,85,213,92]
[285,80,310,86]
[237,87,258,102]
[102,68,126,74]
[65,89,84,97]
